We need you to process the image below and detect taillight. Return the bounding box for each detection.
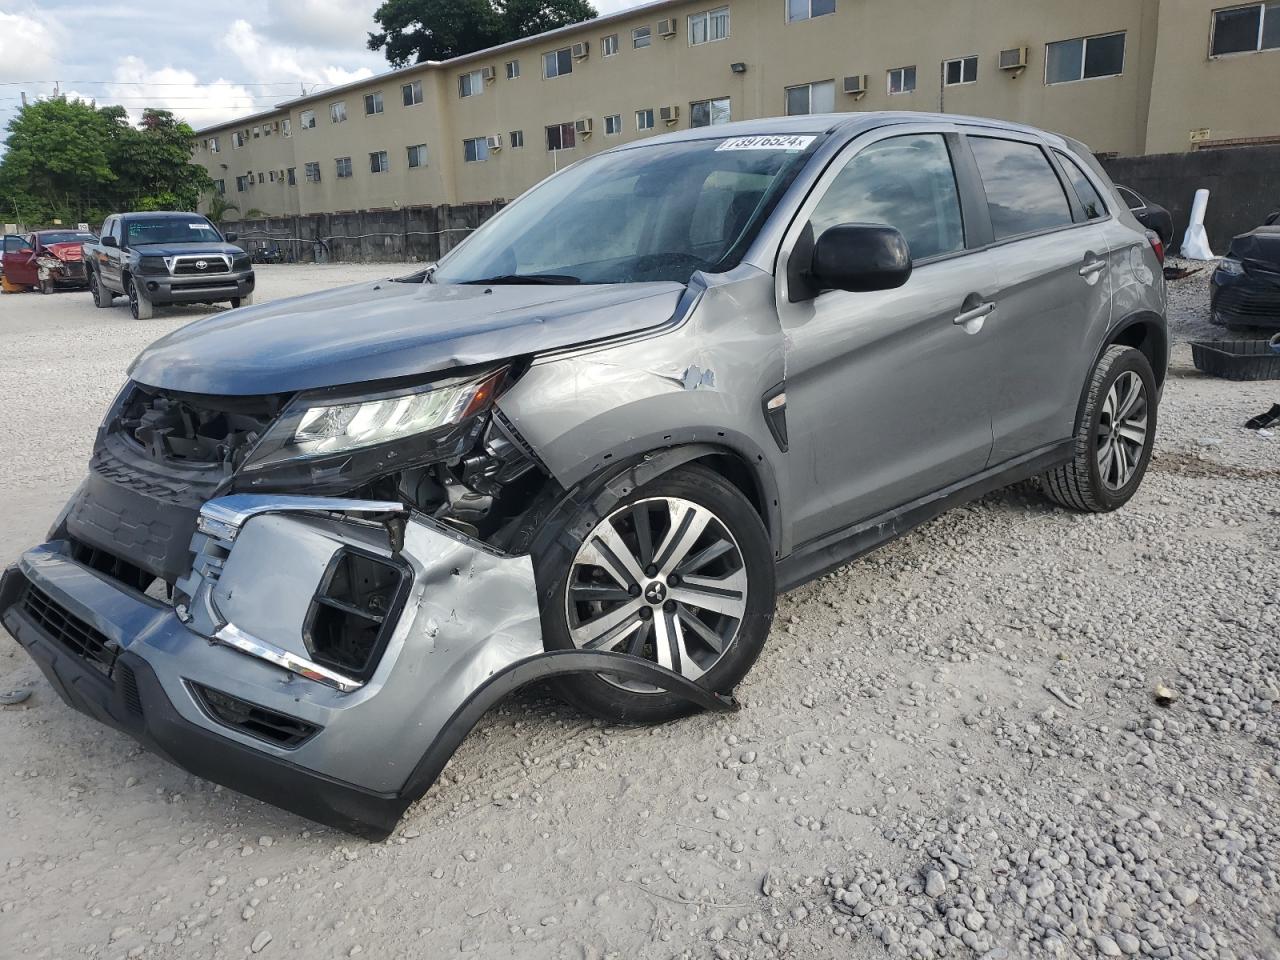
[1146,230,1165,266]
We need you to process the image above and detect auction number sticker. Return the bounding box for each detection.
[715,135,815,152]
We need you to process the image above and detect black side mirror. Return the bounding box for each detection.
[810,223,912,294]
[102,236,118,248]
[224,232,238,242]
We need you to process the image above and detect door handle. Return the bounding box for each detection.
[1079,259,1106,277]
[953,301,995,325]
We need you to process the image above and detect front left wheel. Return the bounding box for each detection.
[538,464,776,724]
[126,276,153,320]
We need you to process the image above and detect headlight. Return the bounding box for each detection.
[235,367,508,491]
[233,254,251,270]
[1216,257,1244,277]
[136,255,168,274]
[292,375,498,457]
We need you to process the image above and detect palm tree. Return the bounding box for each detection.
[204,192,239,226]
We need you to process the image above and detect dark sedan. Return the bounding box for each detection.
[1211,225,1280,329]
[1115,186,1174,248]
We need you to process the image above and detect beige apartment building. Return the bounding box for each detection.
[194,0,1280,219]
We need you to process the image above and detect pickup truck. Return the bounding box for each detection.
[84,211,255,319]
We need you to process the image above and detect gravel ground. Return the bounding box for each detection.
[1,261,1277,960]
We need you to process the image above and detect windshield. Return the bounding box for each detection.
[434,134,818,285]
[126,218,222,246]
[38,232,96,245]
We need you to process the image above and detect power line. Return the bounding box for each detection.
[0,79,307,87]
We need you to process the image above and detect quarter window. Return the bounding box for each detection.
[544,48,573,78]
[510,130,525,148]
[636,108,655,130]
[1055,151,1108,220]
[690,96,731,127]
[1046,32,1126,84]
[304,162,321,182]
[604,113,622,134]
[506,59,521,79]
[633,26,652,47]
[402,80,423,105]
[546,121,576,151]
[785,80,834,115]
[335,157,353,178]
[968,137,1073,239]
[602,34,619,56]
[1211,2,1280,54]
[787,0,835,22]
[459,70,484,97]
[300,110,316,129]
[463,137,488,162]
[689,7,730,44]
[369,150,390,173]
[944,56,978,85]
[364,92,384,115]
[809,134,965,261]
[407,144,428,168]
[887,65,916,94]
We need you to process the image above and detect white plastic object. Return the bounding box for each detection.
[1180,188,1215,260]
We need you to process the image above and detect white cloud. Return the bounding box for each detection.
[220,19,378,93]
[0,11,60,81]
[263,0,383,51]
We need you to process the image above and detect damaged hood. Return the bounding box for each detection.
[42,242,83,262]
[128,278,686,394]
[1228,226,1280,268]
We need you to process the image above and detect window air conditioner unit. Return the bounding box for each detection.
[999,47,1029,71]
[575,117,593,136]
[658,18,677,37]
[571,41,589,59]
[485,134,503,151]
[659,105,679,123]
[481,65,496,82]
[843,74,868,97]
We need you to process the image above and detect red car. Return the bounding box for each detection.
[1,229,97,294]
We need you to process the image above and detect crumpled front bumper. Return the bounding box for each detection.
[0,495,734,839]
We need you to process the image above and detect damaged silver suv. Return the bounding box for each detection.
[0,114,1167,838]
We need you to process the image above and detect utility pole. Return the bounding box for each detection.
[20,91,27,107]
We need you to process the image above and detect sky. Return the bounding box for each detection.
[0,0,639,144]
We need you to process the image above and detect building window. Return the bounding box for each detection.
[300,109,316,129]
[369,150,390,173]
[689,7,730,44]
[235,175,249,192]
[785,79,834,115]
[944,55,978,85]
[365,92,384,115]
[330,101,347,123]
[633,26,652,47]
[304,162,321,182]
[459,69,485,97]
[287,167,296,185]
[263,123,273,137]
[402,80,424,106]
[603,113,623,135]
[509,129,525,148]
[207,137,220,153]
[407,144,428,168]
[787,0,834,21]
[1211,3,1280,55]
[268,170,276,182]
[506,59,521,79]
[636,108,655,130]
[281,118,291,137]
[690,97,731,126]
[252,125,260,139]
[214,178,225,194]
[336,156,353,178]
[544,47,573,78]
[602,33,619,56]
[232,131,244,149]
[546,121,576,151]
[1045,32,1126,84]
[887,65,917,94]
[463,137,489,162]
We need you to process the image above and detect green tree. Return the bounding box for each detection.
[0,97,115,224]
[203,192,240,225]
[369,0,596,65]
[110,109,211,211]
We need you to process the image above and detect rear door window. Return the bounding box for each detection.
[968,136,1073,240]
[809,133,965,261]
[1054,151,1108,220]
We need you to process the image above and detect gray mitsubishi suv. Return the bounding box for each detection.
[0,113,1167,838]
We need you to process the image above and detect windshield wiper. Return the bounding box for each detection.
[461,273,582,285]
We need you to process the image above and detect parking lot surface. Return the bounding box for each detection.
[1,263,1277,959]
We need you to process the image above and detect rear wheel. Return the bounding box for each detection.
[1042,345,1157,512]
[126,276,153,320]
[539,464,775,723]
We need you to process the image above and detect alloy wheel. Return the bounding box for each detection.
[1096,370,1148,490]
[127,279,139,318]
[565,496,748,692]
